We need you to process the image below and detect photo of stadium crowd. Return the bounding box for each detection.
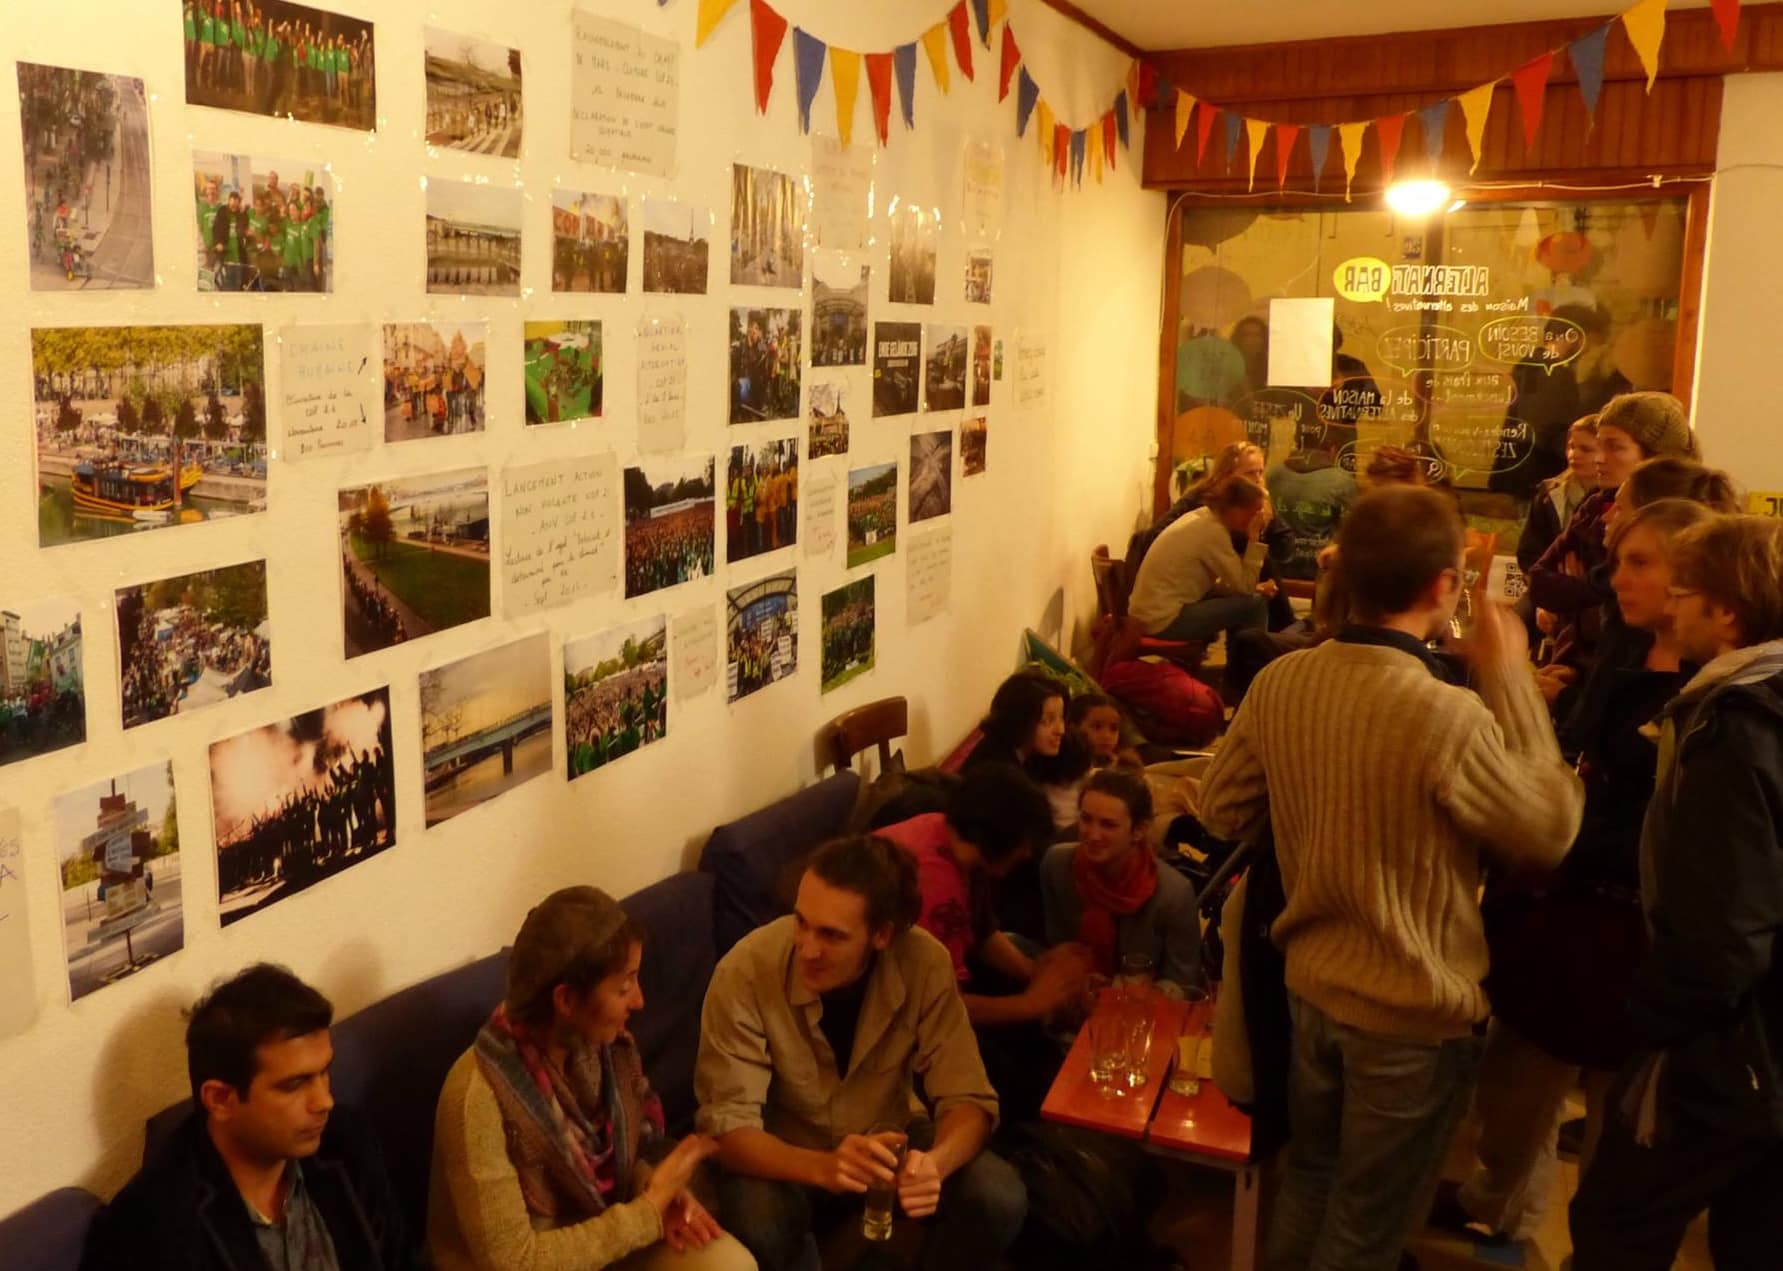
[820,577,874,694]
[564,616,667,779]
[624,455,715,600]
[846,462,897,567]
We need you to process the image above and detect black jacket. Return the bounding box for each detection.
[80,1108,413,1271]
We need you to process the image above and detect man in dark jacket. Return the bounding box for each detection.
[1572,514,1783,1269]
[81,964,413,1271]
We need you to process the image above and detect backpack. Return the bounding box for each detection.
[1000,1122,1160,1265]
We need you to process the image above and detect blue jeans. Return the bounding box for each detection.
[1265,995,1485,1271]
[1156,593,1268,642]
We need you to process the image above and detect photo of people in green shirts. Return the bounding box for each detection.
[182,0,376,131]
[192,152,333,292]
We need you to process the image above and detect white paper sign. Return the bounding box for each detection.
[811,137,872,252]
[804,473,838,560]
[501,455,620,616]
[0,805,37,1040]
[1486,554,1528,604]
[637,315,688,454]
[961,137,1005,241]
[1267,297,1336,388]
[570,13,680,178]
[1015,333,1049,412]
[907,527,953,626]
[279,323,375,461]
[672,606,718,702]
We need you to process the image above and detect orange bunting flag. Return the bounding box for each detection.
[1458,81,1494,173]
[1338,121,1367,201]
[1511,52,1554,149]
[865,51,894,146]
[1103,111,1118,173]
[1713,0,1742,51]
[696,0,743,47]
[1375,113,1407,184]
[831,48,862,147]
[948,2,976,81]
[1274,123,1300,190]
[1089,119,1104,183]
[1622,0,1668,91]
[1245,118,1269,192]
[921,23,951,94]
[1175,90,1195,149]
[749,0,789,115]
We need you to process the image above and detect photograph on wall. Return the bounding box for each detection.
[972,325,992,407]
[887,203,937,304]
[383,321,487,442]
[564,615,667,779]
[421,633,552,828]
[0,597,86,771]
[624,454,715,599]
[726,437,799,564]
[872,321,921,418]
[524,321,602,426]
[965,246,994,305]
[962,416,987,476]
[924,325,968,412]
[193,153,335,292]
[211,686,395,927]
[730,163,804,288]
[727,569,798,704]
[729,307,802,424]
[424,27,522,158]
[56,760,182,1003]
[338,467,491,658]
[820,577,875,694]
[641,198,709,294]
[909,430,954,523]
[32,323,268,548]
[812,253,869,367]
[19,62,155,291]
[426,181,521,296]
[846,462,897,567]
[117,561,272,730]
[808,380,849,459]
[552,190,627,293]
[182,0,377,131]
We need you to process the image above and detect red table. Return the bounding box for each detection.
[1041,988,1260,1271]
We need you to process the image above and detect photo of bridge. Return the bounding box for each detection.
[420,632,551,827]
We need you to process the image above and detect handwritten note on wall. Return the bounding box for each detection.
[961,138,1005,241]
[812,137,872,251]
[501,456,619,617]
[804,473,838,560]
[637,316,688,453]
[0,805,37,1040]
[280,324,374,461]
[672,606,718,702]
[907,527,953,626]
[1015,333,1049,412]
[570,14,680,178]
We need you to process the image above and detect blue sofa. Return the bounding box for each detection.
[0,1188,101,1271]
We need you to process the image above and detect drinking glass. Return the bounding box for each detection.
[860,1123,909,1242]
[1087,991,1134,1095]
[1116,1004,1155,1092]
[1117,952,1155,992]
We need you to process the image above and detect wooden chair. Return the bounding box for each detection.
[1090,544,1208,674]
[814,696,908,776]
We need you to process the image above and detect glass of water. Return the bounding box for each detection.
[1117,952,1155,992]
[860,1123,909,1242]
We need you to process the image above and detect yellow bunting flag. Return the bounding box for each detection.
[1623,0,1668,91]
[1458,81,1495,173]
[1338,121,1367,201]
[988,0,1008,28]
[921,23,951,94]
[1175,91,1195,150]
[1037,100,1056,165]
[1245,118,1270,192]
[1089,119,1104,183]
[831,48,862,147]
[696,0,743,47]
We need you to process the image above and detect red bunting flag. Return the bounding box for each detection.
[1511,51,1554,149]
[865,51,894,146]
[1102,111,1118,172]
[1713,0,1741,50]
[1196,102,1217,167]
[1375,113,1407,184]
[1138,63,1158,110]
[948,2,976,81]
[998,25,1020,101]
[749,0,789,114]
[1054,123,1070,183]
[1274,123,1300,190]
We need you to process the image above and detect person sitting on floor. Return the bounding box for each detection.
[430,886,754,1271]
[695,836,1026,1271]
[1128,475,1276,646]
[81,964,417,1271]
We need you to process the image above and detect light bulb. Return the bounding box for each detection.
[1384,179,1453,218]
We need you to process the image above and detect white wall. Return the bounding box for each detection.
[0,0,1162,1215]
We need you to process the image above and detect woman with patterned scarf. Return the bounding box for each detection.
[429,886,756,1270]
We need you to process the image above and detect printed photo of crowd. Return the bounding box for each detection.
[193,153,333,292]
[624,455,716,599]
[116,560,272,730]
[0,596,86,771]
[811,254,868,367]
[564,616,668,779]
[552,190,627,293]
[727,569,798,704]
[182,0,377,131]
[338,468,491,658]
[729,307,802,424]
[924,325,968,412]
[523,321,601,426]
[808,381,849,459]
[821,577,875,694]
[423,27,522,158]
[973,325,993,407]
[384,321,487,442]
[847,461,898,567]
[726,438,799,563]
[641,198,709,295]
[962,416,988,476]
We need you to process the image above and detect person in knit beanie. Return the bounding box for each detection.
[1596,391,1696,464]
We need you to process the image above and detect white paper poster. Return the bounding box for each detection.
[672,605,718,702]
[1015,333,1050,412]
[1485,554,1528,604]
[637,315,688,453]
[907,527,953,627]
[279,323,375,461]
[811,137,872,252]
[1267,297,1336,388]
[501,455,620,617]
[570,14,680,178]
[961,137,1005,241]
[0,805,36,1040]
[804,472,838,560]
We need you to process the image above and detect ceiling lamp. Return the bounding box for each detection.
[1384,179,1453,218]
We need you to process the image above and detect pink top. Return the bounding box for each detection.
[876,813,985,982]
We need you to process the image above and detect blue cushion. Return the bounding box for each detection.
[699,772,860,955]
[621,871,717,1132]
[0,1187,101,1271]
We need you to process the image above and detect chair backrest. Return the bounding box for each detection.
[620,870,718,1131]
[0,1187,101,1271]
[813,696,908,776]
[1090,544,1130,621]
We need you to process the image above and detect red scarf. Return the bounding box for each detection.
[1071,846,1159,976]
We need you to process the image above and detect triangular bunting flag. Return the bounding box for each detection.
[1175,90,1195,150]
[1103,110,1118,171]
[750,0,789,115]
[1015,67,1039,136]
[1713,0,1742,51]
[696,0,743,47]
[1511,52,1554,150]
[792,29,825,133]
[1115,92,1130,150]
[1376,114,1407,184]
[1055,122,1070,184]
[1622,0,1667,91]
[1457,82,1494,173]
[1038,101,1055,162]
[1197,103,1218,167]
[831,48,862,146]
[1139,64,1159,110]
[1090,119,1105,183]
[921,24,951,95]
[1307,124,1332,192]
[1073,130,1088,187]
[988,0,1008,29]
[1244,118,1269,191]
[1274,123,1300,190]
[894,43,918,128]
[948,3,976,81]
[1338,121,1366,199]
[1223,112,1242,169]
[972,0,991,46]
[999,26,1021,102]
[865,52,894,146]
[1570,26,1609,124]
[1418,99,1451,163]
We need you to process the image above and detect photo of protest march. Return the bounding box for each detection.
[962,416,988,476]
[0,597,86,771]
[552,190,627,293]
[192,152,333,292]
[925,325,968,412]
[624,455,716,599]
[729,307,802,424]
[422,634,552,828]
[32,323,269,547]
[726,438,799,563]
[384,321,487,442]
[812,254,868,367]
[910,430,955,523]
[182,0,377,131]
[873,321,921,417]
[117,561,272,730]
[426,181,521,296]
[731,162,804,288]
[338,468,491,658]
[524,321,601,426]
[642,198,709,294]
[973,325,993,406]
[19,62,155,290]
[821,577,875,694]
[966,247,994,305]
[56,761,183,1003]
[808,381,849,459]
[847,462,898,567]
[424,27,522,158]
[727,569,798,704]
[564,617,667,780]
[210,687,395,928]
[888,202,937,304]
